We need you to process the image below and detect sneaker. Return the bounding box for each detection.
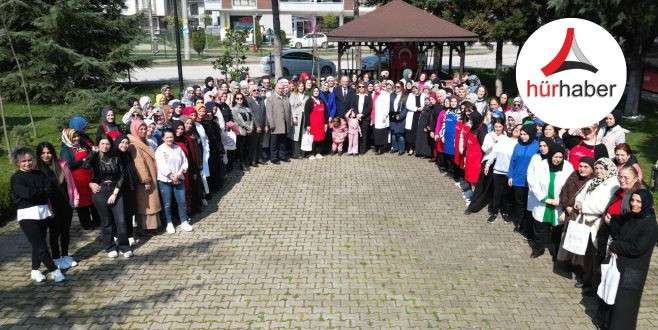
[309,155,316,160]
[53,258,66,270]
[180,222,193,232]
[202,199,208,206]
[122,251,134,258]
[166,223,176,234]
[108,250,119,258]
[62,256,77,268]
[30,270,46,283]
[454,181,462,188]
[132,217,137,228]
[49,269,65,283]
[315,154,323,159]
[128,237,138,246]
[487,214,497,224]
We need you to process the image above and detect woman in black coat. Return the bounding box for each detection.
[603,188,657,329]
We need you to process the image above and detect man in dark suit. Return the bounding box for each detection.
[334,75,356,118]
[354,82,372,154]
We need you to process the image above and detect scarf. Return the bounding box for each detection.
[586,157,618,194]
[61,128,78,149]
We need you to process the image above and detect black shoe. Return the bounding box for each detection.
[251,162,259,167]
[398,152,405,156]
[530,249,545,258]
[390,149,397,153]
[574,280,584,289]
[464,209,473,215]
[271,160,280,165]
[487,214,497,223]
[338,152,343,156]
[281,158,291,162]
[501,213,511,222]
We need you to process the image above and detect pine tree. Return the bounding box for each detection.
[0,0,150,104]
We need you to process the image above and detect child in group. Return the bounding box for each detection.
[331,117,348,155]
[346,110,361,156]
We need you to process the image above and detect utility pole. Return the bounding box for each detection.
[0,93,11,158]
[172,0,184,92]
[272,0,283,78]
[353,0,361,72]
[181,0,190,60]
[146,0,158,53]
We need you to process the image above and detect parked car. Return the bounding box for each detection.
[261,49,336,77]
[362,51,390,71]
[289,33,329,49]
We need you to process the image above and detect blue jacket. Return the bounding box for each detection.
[507,140,539,187]
[443,111,458,155]
[319,91,336,119]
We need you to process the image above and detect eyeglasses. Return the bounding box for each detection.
[358,85,365,88]
[235,98,243,101]
[618,175,634,182]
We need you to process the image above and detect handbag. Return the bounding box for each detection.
[597,254,620,305]
[562,218,590,256]
[301,132,314,152]
[222,130,237,151]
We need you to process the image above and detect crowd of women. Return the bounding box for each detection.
[9,70,657,329]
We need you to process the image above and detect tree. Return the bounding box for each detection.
[191,28,206,55]
[0,0,150,104]
[212,29,249,80]
[549,0,658,117]
[271,0,284,78]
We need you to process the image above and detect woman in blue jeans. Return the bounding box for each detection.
[155,130,192,234]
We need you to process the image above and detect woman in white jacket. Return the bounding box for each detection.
[572,157,619,290]
[485,124,521,222]
[528,143,574,258]
[596,111,627,157]
[372,83,391,154]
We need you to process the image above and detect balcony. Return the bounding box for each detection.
[233,0,256,7]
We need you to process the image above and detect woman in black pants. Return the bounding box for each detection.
[114,135,139,245]
[10,147,66,283]
[89,138,132,258]
[35,142,79,270]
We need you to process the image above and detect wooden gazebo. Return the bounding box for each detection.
[327,0,478,80]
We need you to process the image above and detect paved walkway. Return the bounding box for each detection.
[1,153,656,328]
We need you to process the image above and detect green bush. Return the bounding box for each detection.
[0,175,12,224]
[64,86,132,121]
[191,28,207,55]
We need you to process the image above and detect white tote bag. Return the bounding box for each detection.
[562,220,591,256]
[222,131,237,151]
[597,254,620,305]
[301,133,314,152]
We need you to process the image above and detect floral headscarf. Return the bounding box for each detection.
[130,118,145,137]
[586,157,618,194]
[61,128,78,149]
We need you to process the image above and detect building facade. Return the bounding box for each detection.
[123,0,375,40]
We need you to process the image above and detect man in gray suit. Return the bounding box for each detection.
[247,85,266,166]
[265,80,292,164]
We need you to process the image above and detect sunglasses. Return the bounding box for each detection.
[235,98,243,100]
[358,85,365,88]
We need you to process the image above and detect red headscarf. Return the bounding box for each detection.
[182,106,195,116]
[130,119,145,136]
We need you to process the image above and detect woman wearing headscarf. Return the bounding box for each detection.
[174,119,204,214]
[197,105,225,192]
[96,106,122,144]
[203,76,216,93]
[602,189,657,330]
[304,87,328,159]
[526,138,553,225]
[60,127,99,229]
[596,110,627,158]
[371,82,390,155]
[485,123,521,223]
[439,97,460,176]
[571,158,620,290]
[568,124,608,169]
[527,143,574,258]
[68,116,95,149]
[413,92,434,158]
[35,142,79,270]
[127,119,161,232]
[404,85,422,155]
[507,124,539,238]
[556,156,595,287]
[113,135,140,245]
[462,109,487,189]
[89,138,132,258]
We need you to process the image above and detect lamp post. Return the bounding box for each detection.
[171,0,184,93]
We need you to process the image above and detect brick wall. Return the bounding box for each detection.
[257,0,272,9]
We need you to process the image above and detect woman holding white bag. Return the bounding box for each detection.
[572,158,619,292]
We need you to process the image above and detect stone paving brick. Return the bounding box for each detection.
[1,153,657,329]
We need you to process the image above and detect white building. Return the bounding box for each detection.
[123,0,375,40]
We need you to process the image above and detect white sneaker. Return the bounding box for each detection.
[180,222,193,232]
[54,258,65,270]
[454,181,462,187]
[309,155,316,160]
[49,269,65,283]
[30,270,46,283]
[108,250,119,258]
[132,217,137,228]
[166,223,176,234]
[128,237,136,246]
[315,154,323,159]
[63,256,77,268]
[122,251,134,258]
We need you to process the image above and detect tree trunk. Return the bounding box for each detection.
[495,39,503,96]
[623,49,644,117]
[2,18,36,137]
[0,94,11,159]
[271,0,283,78]
[181,0,191,60]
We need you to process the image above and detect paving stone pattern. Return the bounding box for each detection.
[1,153,657,329]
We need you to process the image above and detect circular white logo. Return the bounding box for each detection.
[515,18,626,129]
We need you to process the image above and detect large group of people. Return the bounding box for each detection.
[9,69,657,329]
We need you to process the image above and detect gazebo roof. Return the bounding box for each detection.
[327,0,478,43]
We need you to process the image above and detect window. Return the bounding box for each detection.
[232,0,256,6]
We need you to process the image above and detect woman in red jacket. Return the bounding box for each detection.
[463,110,487,187]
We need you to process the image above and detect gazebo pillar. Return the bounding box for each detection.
[437,42,443,72]
[447,43,453,74]
[337,42,343,74]
[459,42,466,76]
